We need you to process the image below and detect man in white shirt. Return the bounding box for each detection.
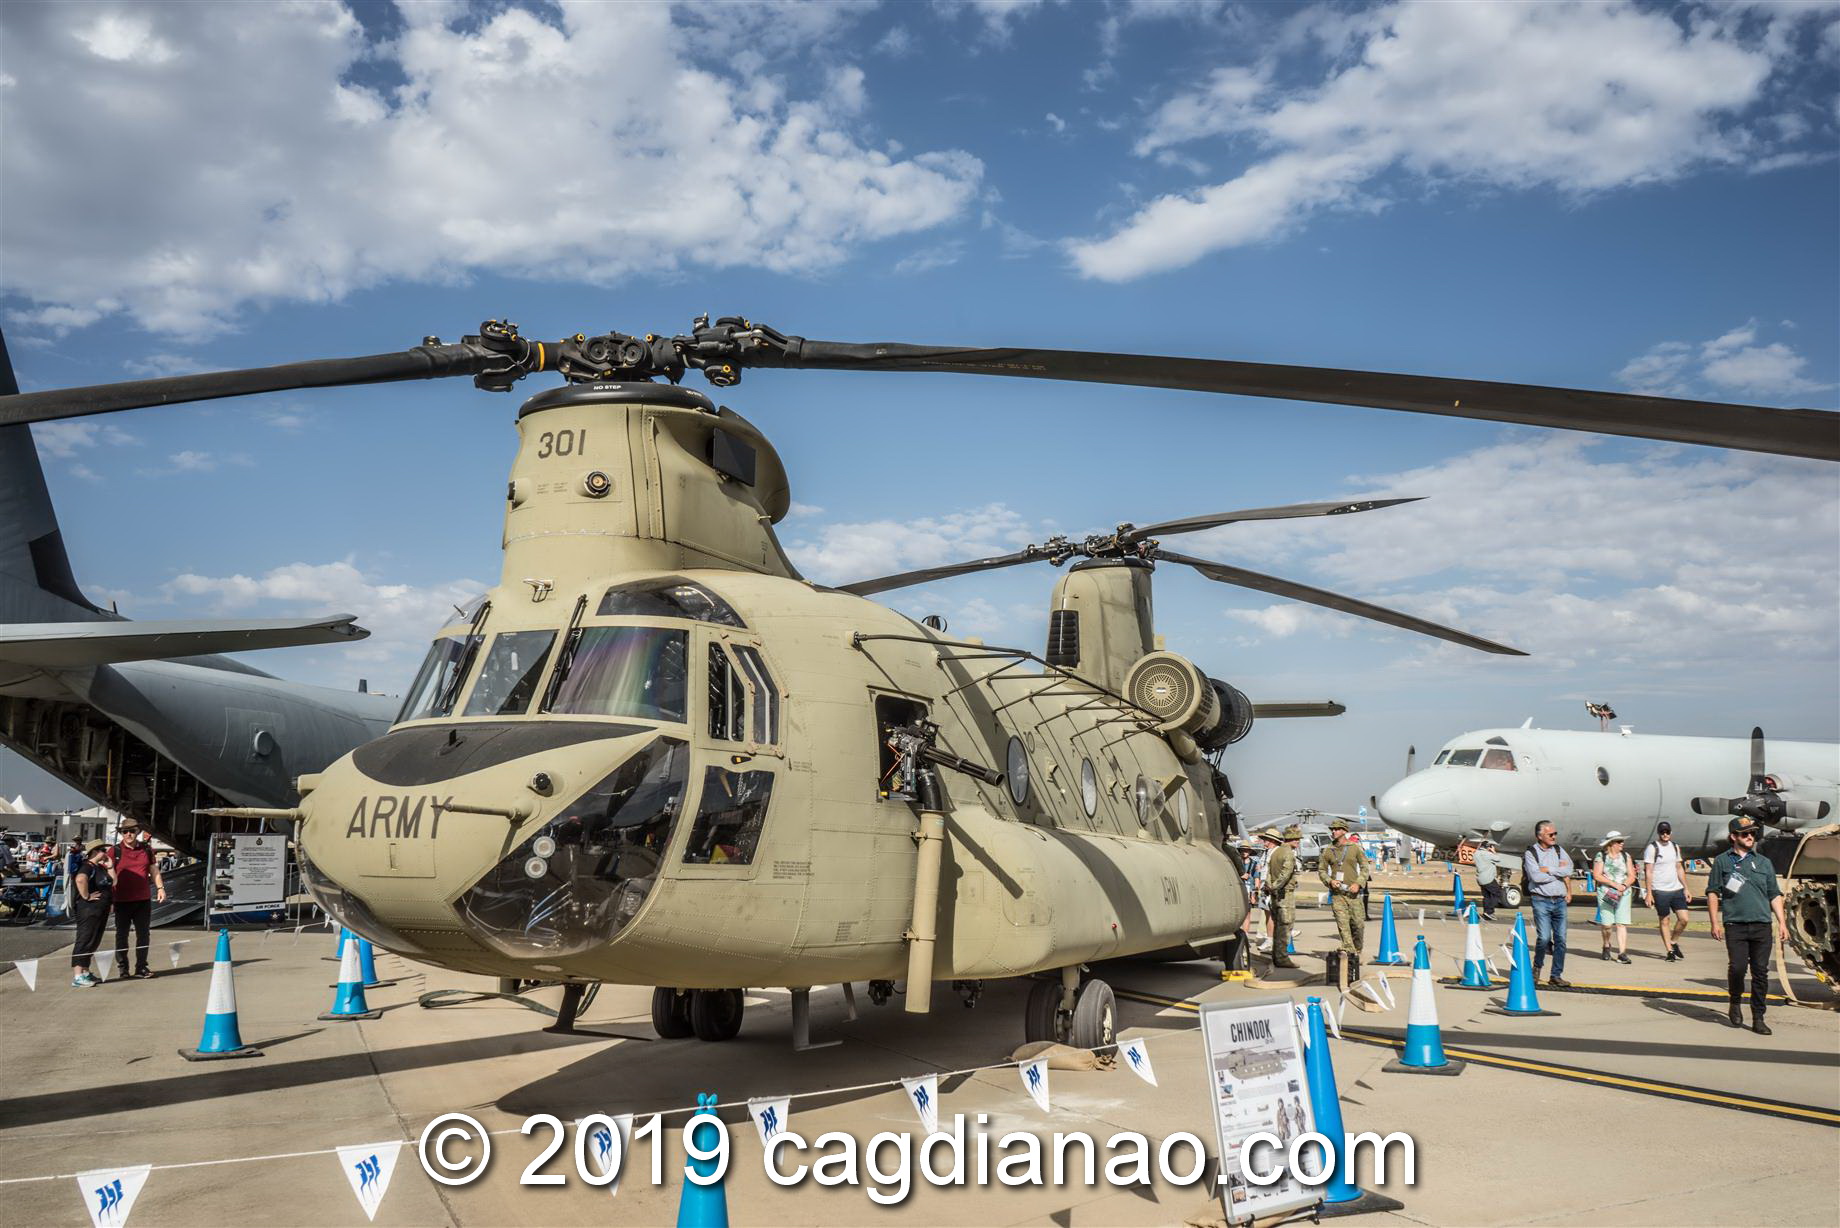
[1642,821,1693,962]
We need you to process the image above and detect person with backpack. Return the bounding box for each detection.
[70,840,113,987]
[1592,832,1634,963]
[1642,821,1693,961]
[1523,820,1574,987]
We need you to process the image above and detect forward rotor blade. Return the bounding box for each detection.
[1691,797,1738,816]
[0,343,504,427]
[1152,547,1526,656]
[1124,497,1421,543]
[784,341,1840,461]
[835,548,1042,597]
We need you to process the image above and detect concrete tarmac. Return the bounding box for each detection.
[1,880,1835,1227]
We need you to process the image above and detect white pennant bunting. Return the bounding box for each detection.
[1336,993,1348,1029]
[576,1114,632,1192]
[1294,1002,1310,1051]
[1501,942,1516,969]
[1119,1037,1157,1086]
[1373,976,1396,1010]
[335,1141,402,1222]
[1018,1058,1051,1113]
[14,959,38,991]
[167,942,186,968]
[76,1165,150,1228]
[900,1075,939,1134]
[1325,1002,1342,1040]
[746,1096,791,1149]
[1417,907,1425,927]
[92,950,116,982]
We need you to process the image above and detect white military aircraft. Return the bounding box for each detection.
[1376,723,1839,859]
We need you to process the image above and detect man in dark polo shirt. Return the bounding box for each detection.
[109,819,166,979]
[1705,816,1787,1036]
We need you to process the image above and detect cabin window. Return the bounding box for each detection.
[1433,749,1452,765]
[1597,767,1610,786]
[1480,748,1516,771]
[1080,759,1099,817]
[874,696,928,798]
[1134,775,1154,827]
[683,767,774,865]
[733,645,780,744]
[399,635,476,722]
[1006,736,1030,805]
[547,626,687,722]
[463,630,557,717]
[598,577,745,626]
[1446,748,1483,767]
[707,643,746,742]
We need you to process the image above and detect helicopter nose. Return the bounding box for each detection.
[1376,775,1461,843]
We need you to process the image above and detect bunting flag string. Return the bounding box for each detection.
[167,942,187,968]
[13,959,37,991]
[1018,1057,1051,1113]
[75,1165,149,1228]
[334,1142,401,1222]
[746,1096,792,1149]
[901,1075,939,1134]
[92,950,116,982]
[1118,1038,1157,1087]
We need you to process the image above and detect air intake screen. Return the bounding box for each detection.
[1130,658,1195,720]
[1045,609,1079,666]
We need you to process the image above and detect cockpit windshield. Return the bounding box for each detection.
[1480,747,1516,770]
[546,626,688,722]
[598,577,745,626]
[462,630,557,717]
[1446,748,1483,767]
[398,636,474,723]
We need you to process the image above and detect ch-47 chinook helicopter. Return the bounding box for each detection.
[7,317,1835,1047]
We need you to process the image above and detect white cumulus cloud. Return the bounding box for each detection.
[0,1,983,335]
[1617,321,1832,401]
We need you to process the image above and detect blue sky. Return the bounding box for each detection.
[2,0,1836,818]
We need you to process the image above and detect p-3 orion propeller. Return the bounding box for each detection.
[1692,727,1834,827]
[3,316,1836,462]
[837,497,1525,656]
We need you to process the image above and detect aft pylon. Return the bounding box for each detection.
[319,928,382,1021]
[1384,937,1465,1076]
[179,930,263,1061]
[1372,894,1406,965]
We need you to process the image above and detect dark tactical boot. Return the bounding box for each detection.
[1752,1015,1772,1036]
[1728,1001,1744,1028]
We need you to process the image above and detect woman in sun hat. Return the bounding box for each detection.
[1593,831,1634,963]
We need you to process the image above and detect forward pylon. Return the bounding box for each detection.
[1488,921,1561,1017]
[1451,904,1493,989]
[676,1092,729,1227]
[179,930,263,1061]
[1384,937,1465,1076]
[1372,894,1406,965]
[320,929,382,1021]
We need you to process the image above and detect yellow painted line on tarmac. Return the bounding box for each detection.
[1112,986,1840,1128]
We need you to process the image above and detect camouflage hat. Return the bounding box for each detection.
[1281,826,1303,840]
[1728,815,1762,837]
[1328,817,1351,831]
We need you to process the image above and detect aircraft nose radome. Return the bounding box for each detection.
[1377,777,1459,837]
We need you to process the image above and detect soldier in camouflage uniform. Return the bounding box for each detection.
[1264,827,1302,969]
[1319,817,1370,957]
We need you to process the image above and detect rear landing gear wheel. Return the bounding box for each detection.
[690,988,745,1041]
[1024,980,1063,1044]
[1070,979,1115,1051]
[651,987,693,1039]
[1502,883,1524,910]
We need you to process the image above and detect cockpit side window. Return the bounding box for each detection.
[682,767,774,865]
[463,630,558,717]
[707,643,746,742]
[1447,748,1483,767]
[732,646,780,744]
[547,626,688,722]
[1480,748,1516,771]
[599,578,745,627]
[1433,749,1452,765]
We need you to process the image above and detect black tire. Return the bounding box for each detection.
[1024,979,1062,1044]
[689,988,745,1041]
[651,987,694,1039]
[1070,979,1116,1051]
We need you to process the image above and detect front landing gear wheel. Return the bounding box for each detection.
[1070,979,1115,1051]
[690,988,745,1041]
[651,987,693,1039]
[1024,980,1062,1044]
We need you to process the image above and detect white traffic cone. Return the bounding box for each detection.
[1384,936,1465,1076]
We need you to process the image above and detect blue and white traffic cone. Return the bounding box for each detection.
[1450,904,1493,989]
[179,930,262,1061]
[1287,930,1297,956]
[319,931,381,1021]
[676,1092,729,1227]
[357,936,382,987]
[1372,894,1406,966]
[1302,997,1405,1216]
[325,925,348,963]
[1489,924,1561,1017]
[1384,937,1465,1075]
[1450,872,1466,917]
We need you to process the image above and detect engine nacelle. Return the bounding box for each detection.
[1123,653,1254,751]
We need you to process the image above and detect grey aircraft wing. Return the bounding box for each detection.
[0,615,367,668]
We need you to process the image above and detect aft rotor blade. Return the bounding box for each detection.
[0,344,504,427]
[835,548,1043,597]
[1152,547,1527,656]
[784,341,1840,461]
[1125,497,1421,543]
[1691,797,1738,816]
